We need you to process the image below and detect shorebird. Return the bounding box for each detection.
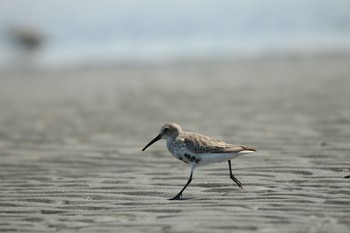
[142,123,256,200]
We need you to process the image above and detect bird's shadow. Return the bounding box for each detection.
[168,197,192,201]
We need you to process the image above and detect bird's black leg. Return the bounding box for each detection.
[228,160,243,189]
[169,165,195,200]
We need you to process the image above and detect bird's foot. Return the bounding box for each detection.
[168,193,183,200]
[230,175,243,189]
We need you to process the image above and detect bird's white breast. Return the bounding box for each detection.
[167,138,186,157]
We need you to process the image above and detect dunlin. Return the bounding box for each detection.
[142,123,256,200]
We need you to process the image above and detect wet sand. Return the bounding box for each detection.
[0,56,350,232]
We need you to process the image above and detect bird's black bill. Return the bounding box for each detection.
[142,134,161,151]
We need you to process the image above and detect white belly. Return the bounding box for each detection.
[198,151,255,166]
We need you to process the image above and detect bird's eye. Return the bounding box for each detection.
[163,128,169,133]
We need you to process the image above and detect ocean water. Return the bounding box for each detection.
[0,0,350,69]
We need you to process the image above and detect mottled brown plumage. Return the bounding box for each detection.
[183,132,256,154]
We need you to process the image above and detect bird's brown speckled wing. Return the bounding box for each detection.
[183,132,256,154]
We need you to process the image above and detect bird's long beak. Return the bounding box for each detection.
[142,134,162,151]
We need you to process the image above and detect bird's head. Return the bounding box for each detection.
[142,123,182,151]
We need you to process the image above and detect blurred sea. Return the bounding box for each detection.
[0,0,350,70]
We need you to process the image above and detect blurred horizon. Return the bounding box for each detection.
[1,0,350,71]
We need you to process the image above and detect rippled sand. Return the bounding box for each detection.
[0,57,349,232]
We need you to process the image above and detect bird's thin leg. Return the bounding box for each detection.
[169,164,195,200]
[228,160,243,189]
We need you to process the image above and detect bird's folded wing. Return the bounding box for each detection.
[184,133,256,153]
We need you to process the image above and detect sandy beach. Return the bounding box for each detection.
[0,56,350,232]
